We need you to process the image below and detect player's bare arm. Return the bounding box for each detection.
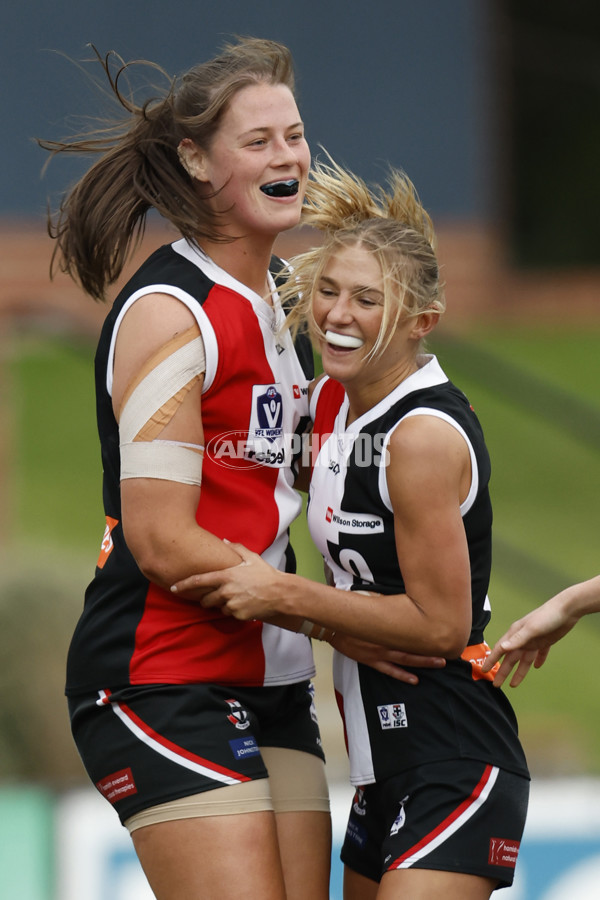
[482,576,600,687]
[172,417,472,657]
[114,293,243,588]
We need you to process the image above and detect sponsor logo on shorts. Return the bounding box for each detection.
[226,698,250,730]
[96,767,138,805]
[345,818,367,848]
[229,736,260,761]
[488,838,520,868]
[377,703,408,729]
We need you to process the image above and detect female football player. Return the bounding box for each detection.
[42,37,445,900]
[173,158,531,899]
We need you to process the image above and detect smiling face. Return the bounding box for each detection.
[313,243,384,383]
[192,81,310,239]
[312,242,424,404]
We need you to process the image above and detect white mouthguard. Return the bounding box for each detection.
[325,330,364,349]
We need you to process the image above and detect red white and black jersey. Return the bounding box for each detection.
[66,240,315,695]
[308,356,529,786]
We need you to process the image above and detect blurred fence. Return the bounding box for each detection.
[3,779,600,900]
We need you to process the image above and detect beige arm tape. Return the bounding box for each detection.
[118,326,206,485]
[120,441,205,486]
[299,620,335,642]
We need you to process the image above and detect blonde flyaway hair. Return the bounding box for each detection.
[281,155,445,360]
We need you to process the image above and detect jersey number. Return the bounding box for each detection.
[338,548,374,584]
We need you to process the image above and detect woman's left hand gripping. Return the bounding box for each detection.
[171,541,281,621]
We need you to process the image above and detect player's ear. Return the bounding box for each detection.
[409,311,439,341]
[177,139,210,182]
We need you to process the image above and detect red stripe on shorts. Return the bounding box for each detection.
[112,697,251,784]
[389,764,497,869]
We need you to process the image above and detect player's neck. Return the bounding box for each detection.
[199,235,275,302]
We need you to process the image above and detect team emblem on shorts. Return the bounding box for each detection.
[377,703,408,729]
[390,795,409,835]
[352,788,367,817]
[225,698,250,730]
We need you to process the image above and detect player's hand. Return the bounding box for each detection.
[330,633,445,684]
[482,593,579,687]
[171,542,283,620]
[483,646,551,688]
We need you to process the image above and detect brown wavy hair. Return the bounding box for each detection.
[38,38,296,301]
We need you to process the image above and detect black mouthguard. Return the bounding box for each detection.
[260,179,299,197]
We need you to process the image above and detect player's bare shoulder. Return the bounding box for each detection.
[112,293,199,411]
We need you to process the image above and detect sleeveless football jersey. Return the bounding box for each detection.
[66,240,315,694]
[308,356,528,786]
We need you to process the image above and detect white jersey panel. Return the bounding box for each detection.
[378,407,480,517]
[333,650,375,784]
[105,283,219,397]
[262,622,316,686]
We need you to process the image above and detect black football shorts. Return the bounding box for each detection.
[341,759,529,889]
[68,680,324,824]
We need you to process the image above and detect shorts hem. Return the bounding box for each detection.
[388,862,514,889]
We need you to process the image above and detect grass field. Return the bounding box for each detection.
[5,322,600,777]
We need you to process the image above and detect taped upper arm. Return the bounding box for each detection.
[112,293,200,413]
[112,293,206,486]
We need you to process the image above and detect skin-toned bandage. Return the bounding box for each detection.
[123,747,329,832]
[124,778,273,833]
[118,326,206,485]
[261,747,329,814]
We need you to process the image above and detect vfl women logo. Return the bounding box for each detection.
[205,383,290,469]
[256,385,283,434]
